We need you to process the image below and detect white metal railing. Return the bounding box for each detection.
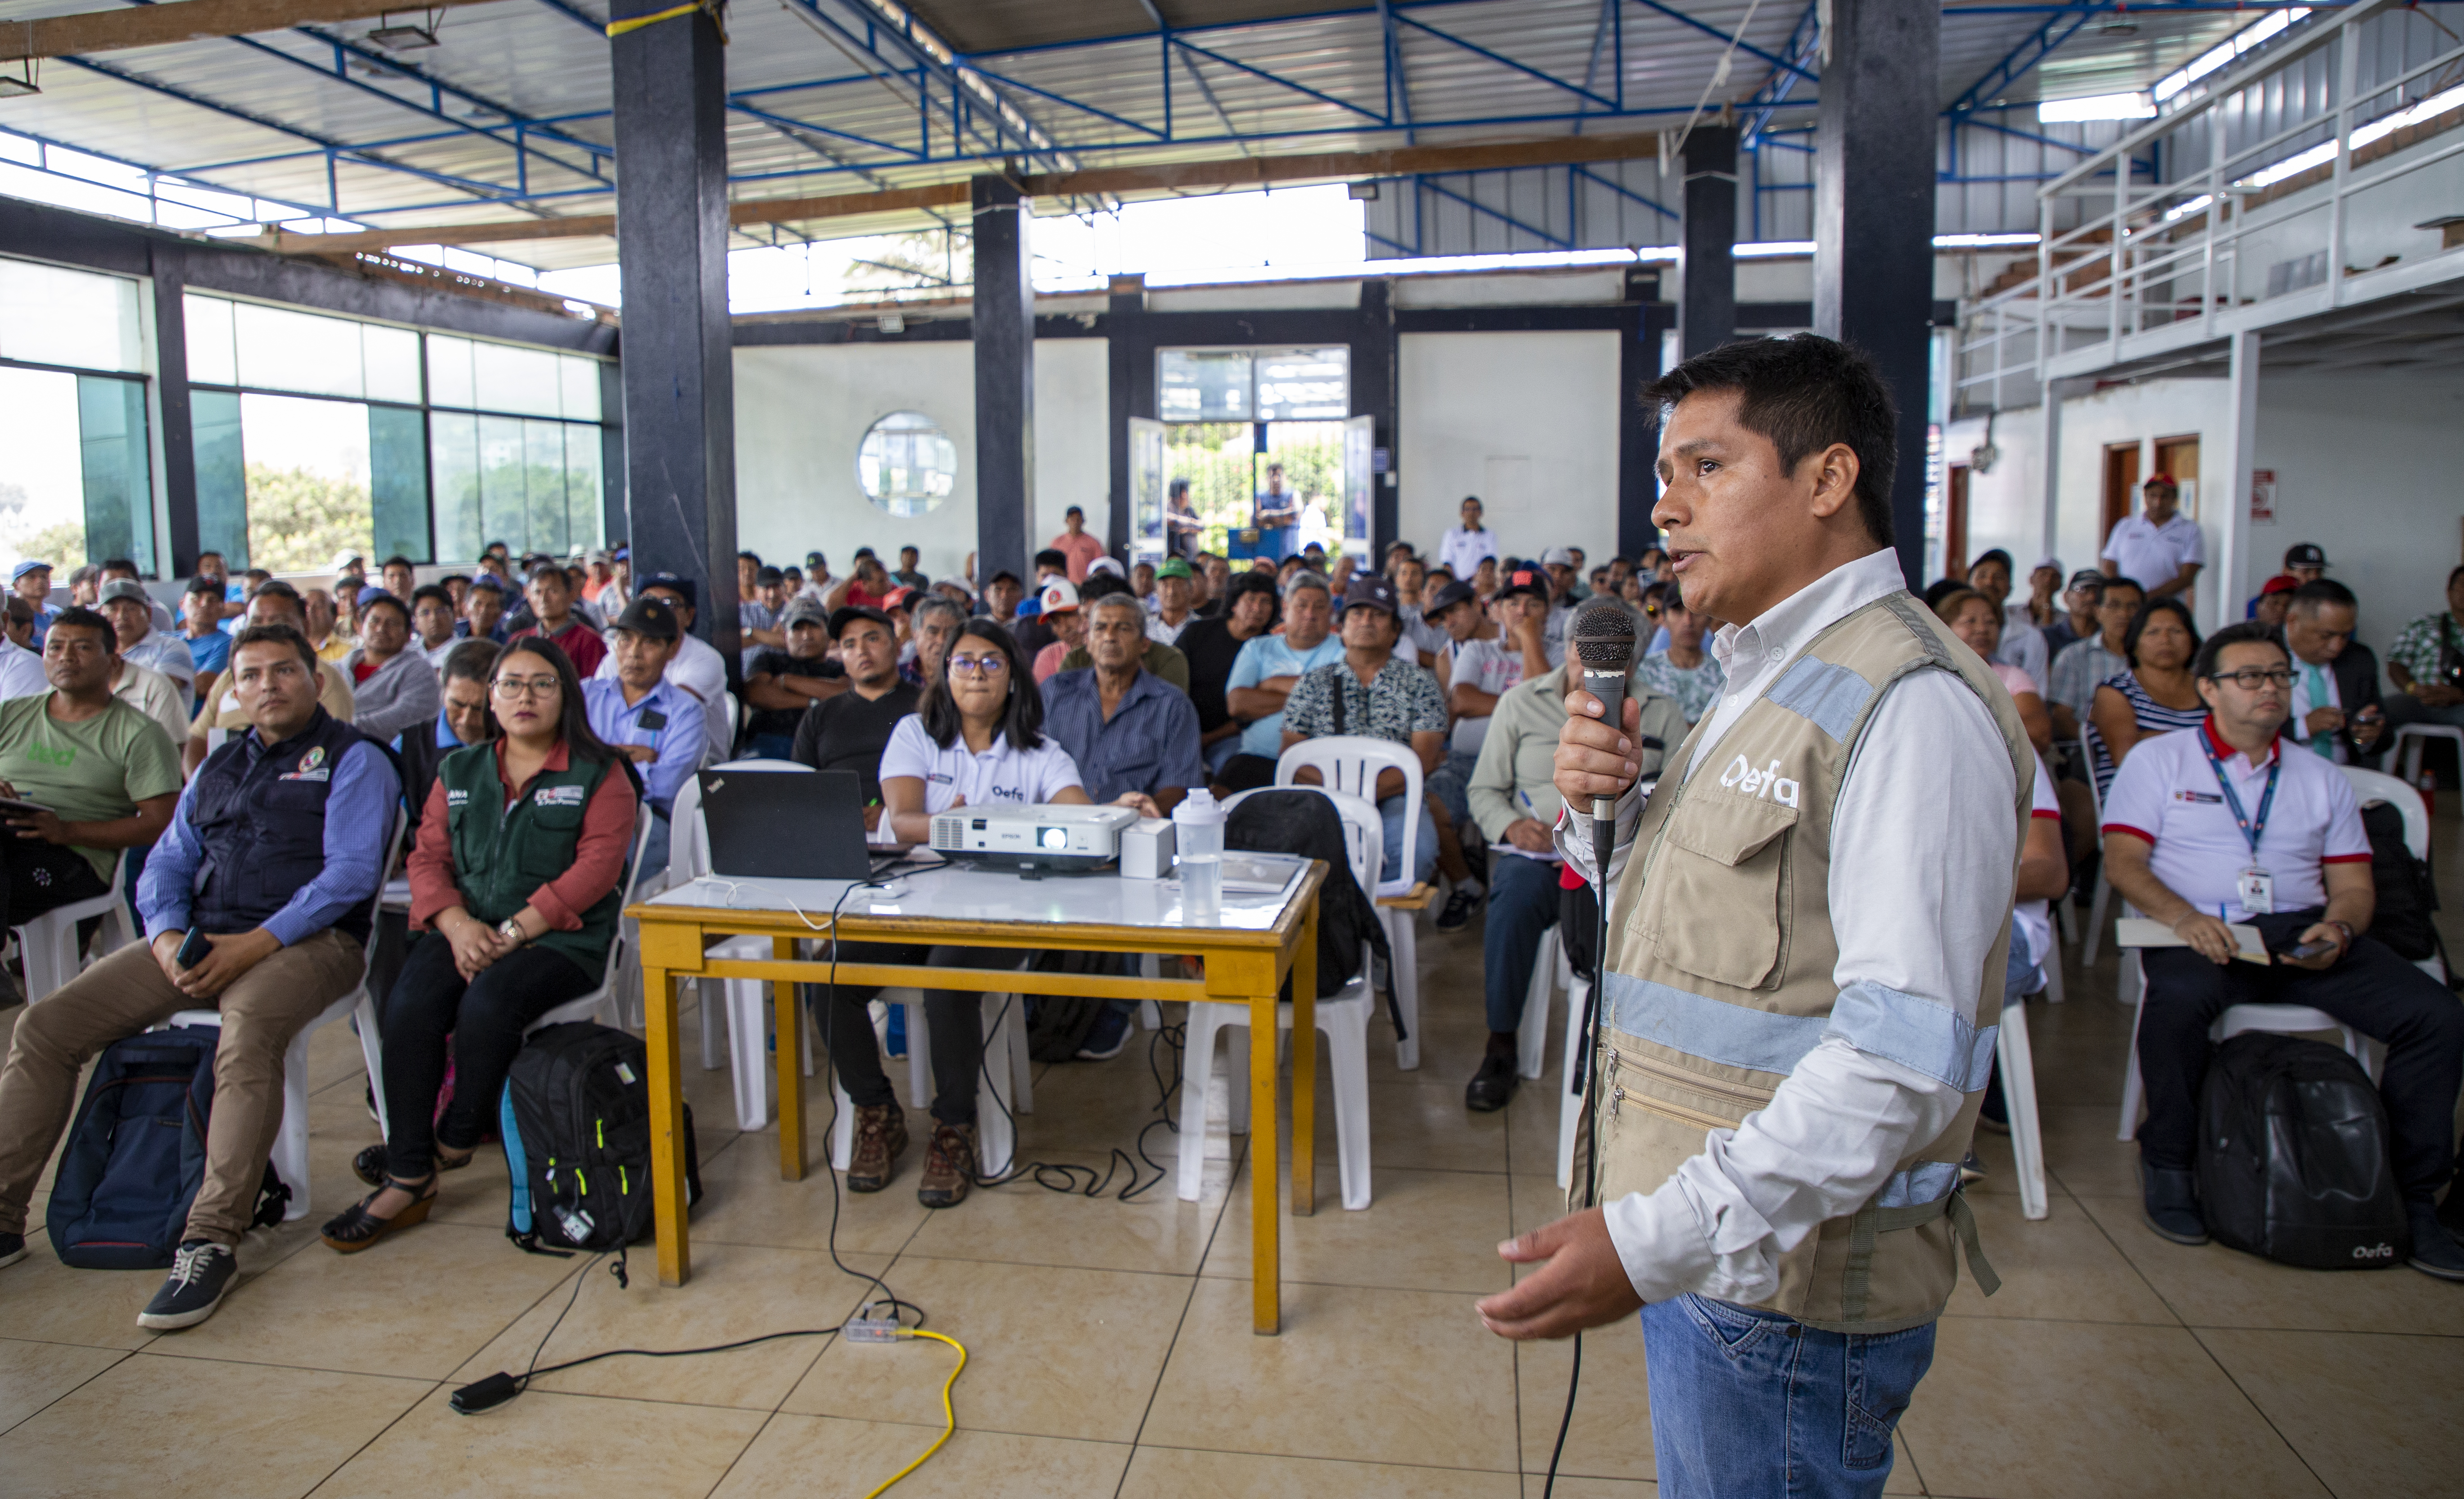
[1953,0,2464,412]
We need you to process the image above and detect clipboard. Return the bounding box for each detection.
[2114,917,2272,965]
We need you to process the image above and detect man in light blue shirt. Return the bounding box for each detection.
[1219,572,1343,790]
[580,595,707,875]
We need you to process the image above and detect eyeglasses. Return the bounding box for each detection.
[493,674,562,699]
[946,654,1009,677]
[2209,668,2295,690]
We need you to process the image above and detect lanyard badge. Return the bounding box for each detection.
[2205,742,2280,914]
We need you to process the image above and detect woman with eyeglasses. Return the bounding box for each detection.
[2088,596,2207,798]
[837,621,1093,1209]
[322,636,640,1253]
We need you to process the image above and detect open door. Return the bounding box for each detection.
[1128,416,1166,567]
[1342,414,1374,561]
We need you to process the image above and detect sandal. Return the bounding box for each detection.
[320,1173,438,1254]
[352,1142,476,1189]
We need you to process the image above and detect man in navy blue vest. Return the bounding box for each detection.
[0,623,396,1331]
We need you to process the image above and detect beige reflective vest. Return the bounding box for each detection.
[1588,590,2033,1334]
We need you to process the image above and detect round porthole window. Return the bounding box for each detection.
[856,410,958,518]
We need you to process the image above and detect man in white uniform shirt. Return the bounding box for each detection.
[1437,495,1499,581]
[2101,474,2204,602]
[589,572,732,763]
[2100,621,2463,1276]
[1477,336,2030,1499]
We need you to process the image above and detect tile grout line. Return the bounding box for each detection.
[0,1343,134,1441]
[1112,1128,1247,1499]
[2180,1324,2342,1499]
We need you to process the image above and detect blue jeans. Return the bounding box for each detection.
[745,732,795,762]
[1481,853,1561,1033]
[1425,749,1478,831]
[642,810,671,884]
[1377,794,1439,888]
[1642,1294,1934,1499]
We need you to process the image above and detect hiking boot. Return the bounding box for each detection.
[1075,1004,1132,1061]
[2140,1162,2208,1246]
[918,1122,977,1208]
[0,1231,26,1270]
[2409,1211,2464,1282]
[138,1240,238,1330]
[1465,1048,1517,1112]
[1434,884,1481,934]
[845,1104,909,1194]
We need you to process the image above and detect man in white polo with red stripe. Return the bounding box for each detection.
[2102,619,2464,1278]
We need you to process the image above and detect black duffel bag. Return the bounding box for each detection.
[2197,1032,2408,1269]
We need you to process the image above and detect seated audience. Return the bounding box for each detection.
[186,582,357,776]
[1220,572,1344,791]
[305,587,351,664]
[2382,563,2464,742]
[852,622,1095,1207]
[2278,579,2384,765]
[1434,572,1554,856]
[398,640,500,827]
[330,638,640,1253]
[1179,572,1278,777]
[1042,592,1200,815]
[2048,574,2142,745]
[1030,579,1086,683]
[0,619,44,700]
[2101,622,2464,1278]
[590,572,731,761]
[508,562,607,679]
[1196,554,1232,618]
[744,604,846,759]
[342,590,442,745]
[98,578,194,695]
[458,572,512,645]
[890,545,928,592]
[1966,549,2047,693]
[2088,597,2206,797]
[109,645,190,748]
[906,595,963,689]
[95,559,175,635]
[1933,587,2054,754]
[738,563,787,675]
[181,574,231,708]
[1464,660,1683,1111]
[12,560,58,645]
[0,622,386,1328]
[2043,568,2104,660]
[1056,577,1190,690]
[1392,556,1447,668]
[1146,558,1199,647]
[1010,552,1070,656]
[410,584,460,669]
[582,597,708,873]
[1635,586,1725,725]
[978,570,1025,631]
[792,606,919,829]
[2251,572,2298,630]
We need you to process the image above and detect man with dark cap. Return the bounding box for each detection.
[590,572,731,761]
[792,605,919,836]
[582,595,707,873]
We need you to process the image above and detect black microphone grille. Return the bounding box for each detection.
[1571,596,1637,668]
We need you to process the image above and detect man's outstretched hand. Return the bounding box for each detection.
[1475,1208,1644,1340]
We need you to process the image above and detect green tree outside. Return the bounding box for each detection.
[245,463,373,574]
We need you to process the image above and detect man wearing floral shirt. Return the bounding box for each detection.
[2382,564,2464,744]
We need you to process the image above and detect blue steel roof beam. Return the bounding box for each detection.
[1737,0,1821,144]
[1393,11,1619,111]
[54,54,521,204]
[1944,1,2100,121]
[1622,0,1817,86]
[1415,172,1572,250]
[957,66,1166,140]
[775,0,1003,167]
[1571,162,1676,219]
[725,100,923,159]
[529,0,607,36]
[1572,0,1619,131]
[1379,0,1413,141]
[1956,114,2102,156]
[0,123,341,223]
[790,0,1066,170]
[1171,37,1389,124]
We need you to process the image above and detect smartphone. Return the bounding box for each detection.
[0,795,53,819]
[2282,938,2336,962]
[174,927,212,969]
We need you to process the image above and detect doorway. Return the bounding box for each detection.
[2153,436,2201,518]
[1160,420,1352,559]
[2101,441,2142,543]
[1944,464,1971,578]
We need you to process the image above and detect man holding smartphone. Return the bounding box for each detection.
[0,622,396,1329]
[581,595,707,876]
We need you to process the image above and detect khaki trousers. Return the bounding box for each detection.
[0,930,364,1245]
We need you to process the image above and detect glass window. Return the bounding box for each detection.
[524,419,569,557]
[428,411,482,565]
[364,324,422,406]
[0,257,144,374]
[426,334,476,411]
[1158,350,1250,422]
[1255,346,1350,421]
[563,423,603,550]
[191,388,247,569]
[478,415,529,550]
[234,303,365,400]
[369,405,430,564]
[184,293,237,388]
[0,365,94,568]
[558,355,602,422]
[856,411,957,518]
[240,392,371,571]
[473,340,561,418]
[77,376,153,573]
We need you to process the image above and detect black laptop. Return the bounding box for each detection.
[697,767,874,880]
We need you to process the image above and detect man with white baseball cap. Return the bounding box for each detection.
[1030,578,1083,684]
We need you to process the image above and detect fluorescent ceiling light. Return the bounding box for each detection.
[2039,92,2155,123]
[1936,232,2041,248]
[2154,8,2309,102]
[1734,240,1816,257]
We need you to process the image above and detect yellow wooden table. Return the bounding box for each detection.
[625,857,1327,1335]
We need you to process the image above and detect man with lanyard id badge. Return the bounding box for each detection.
[2099,622,2464,1276]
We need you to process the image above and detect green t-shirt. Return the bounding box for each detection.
[0,692,183,880]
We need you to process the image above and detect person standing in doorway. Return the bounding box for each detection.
[1476,336,2030,1499]
[2101,475,2203,603]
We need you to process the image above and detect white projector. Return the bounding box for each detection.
[929,802,1138,872]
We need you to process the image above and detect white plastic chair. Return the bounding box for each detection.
[360,804,655,1138]
[16,849,134,1002]
[1276,735,1425,1070]
[667,759,816,1131]
[1997,956,2052,1222]
[164,814,405,1221]
[1179,785,1381,1210]
[1515,925,1569,1083]
[825,982,1034,1181]
[2390,722,2464,790]
[2079,733,2118,968]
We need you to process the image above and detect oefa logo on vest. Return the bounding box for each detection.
[280,745,330,783]
[1719,752,1801,809]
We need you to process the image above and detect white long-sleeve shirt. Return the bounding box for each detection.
[1437,524,1499,580]
[1558,548,2018,1308]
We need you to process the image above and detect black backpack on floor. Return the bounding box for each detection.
[500,1021,700,1284]
[47,1025,289,1269]
[2197,1032,2408,1269]
[2359,801,2446,972]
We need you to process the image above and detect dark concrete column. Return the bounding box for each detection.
[1679,125,1738,359]
[598,359,628,550]
[1622,290,1676,560]
[973,175,1035,583]
[1105,274,1144,560]
[611,0,738,660]
[148,241,198,578]
[1353,278,1399,559]
[1814,0,1941,587]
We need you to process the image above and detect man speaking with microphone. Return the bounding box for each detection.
[1476,336,2033,1498]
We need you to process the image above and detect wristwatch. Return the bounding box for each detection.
[2325,919,2356,949]
[498,918,526,946]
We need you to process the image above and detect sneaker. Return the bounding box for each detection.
[1434,885,1481,933]
[845,1104,909,1194]
[918,1122,977,1208]
[1074,1004,1132,1061]
[137,1240,238,1330]
[1464,1049,1516,1113]
[2139,1161,2209,1246]
[0,1231,26,1270]
[2409,1211,2464,1282]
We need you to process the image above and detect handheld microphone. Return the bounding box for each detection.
[1567,598,1638,1100]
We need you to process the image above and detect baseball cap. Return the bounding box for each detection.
[638,572,697,609]
[1340,575,1398,616]
[1038,579,1081,615]
[1540,546,1576,568]
[96,578,149,607]
[829,605,893,639]
[1495,568,1551,603]
[613,545,630,562]
[2067,568,2106,592]
[1086,557,1125,580]
[1156,557,1193,580]
[2283,542,2328,568]
[879,586,916,612]
[355,585,395,609]
[2260,573,2302,597]
[612,595,681,640]
[329,549,365,572]
[2143,472,2179,491]
[783,601,829,629]
[2033,555,2063,575]
[1424,579,1478,616]
[468,572,507,595]
[10,559,51,582]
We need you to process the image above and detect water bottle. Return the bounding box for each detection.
[1174,786,1224,920]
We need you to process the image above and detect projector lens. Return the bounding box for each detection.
[1039,826,1068,851]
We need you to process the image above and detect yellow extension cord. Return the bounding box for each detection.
[861,1329,968,1499]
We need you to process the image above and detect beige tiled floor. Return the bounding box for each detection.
[4,822,2464,1499]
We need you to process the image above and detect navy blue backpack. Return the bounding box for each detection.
[46,1024,290,1270]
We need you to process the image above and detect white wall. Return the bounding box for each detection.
[1397,329,1622,564]
[732,338,1108,584]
